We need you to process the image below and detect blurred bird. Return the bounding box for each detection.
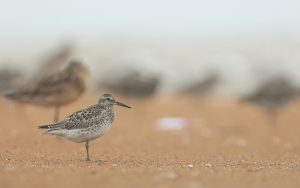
[240,77,299,121]
[5,60,90,123]
[0,66,24,95]
[181,72,221,96]
[33,43,73,82]
[38,93,131,161]
[101,71,160,98]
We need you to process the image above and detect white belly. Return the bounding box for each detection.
[49,123,113,143]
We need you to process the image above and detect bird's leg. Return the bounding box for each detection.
[85,140,90,161]
[54,106,60,123]
[267,109,278,126]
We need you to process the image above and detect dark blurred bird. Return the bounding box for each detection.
[0,67,24,95]
[5,60,90,123]
[101,71,160,98]
[181,72,221,96]
[240,77,299,121]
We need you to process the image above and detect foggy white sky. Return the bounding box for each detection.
[0,0,300,37]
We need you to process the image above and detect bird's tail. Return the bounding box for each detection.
[38,122,64,134]
[4,90,31,103]
[5,91,18,100]
[38,124,52,129]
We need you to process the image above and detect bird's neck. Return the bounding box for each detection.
[101,104,115,120]
[100,104,114,110]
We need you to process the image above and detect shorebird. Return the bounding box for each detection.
[34,43,73,81]
[0,66,24,95]
[38,93,131,161]
[5,60,90,123]
[240,77,299,122]
[101,71,160,98]
[181,72,221,96]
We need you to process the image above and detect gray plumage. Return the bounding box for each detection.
[101,71,160,98]
[38,93,131,161]
[181,72,221,96]
[0,66,24,95]
[42,104,114,133]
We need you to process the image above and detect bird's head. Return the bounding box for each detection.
[98,93,131,108]
[66,60,90,86]
[67,60,83,69]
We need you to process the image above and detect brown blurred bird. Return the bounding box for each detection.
[34,43,73,81]
[5,60,90,123]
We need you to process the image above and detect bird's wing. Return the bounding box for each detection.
[33,71,75,95]
[6,70,74,99]
[61,105,105,130]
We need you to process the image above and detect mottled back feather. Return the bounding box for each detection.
[46,104,114,130]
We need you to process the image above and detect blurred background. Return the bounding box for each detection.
[1,0,300,98]
[2,1,300,187]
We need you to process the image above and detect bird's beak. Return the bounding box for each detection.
[115,101,131,108]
